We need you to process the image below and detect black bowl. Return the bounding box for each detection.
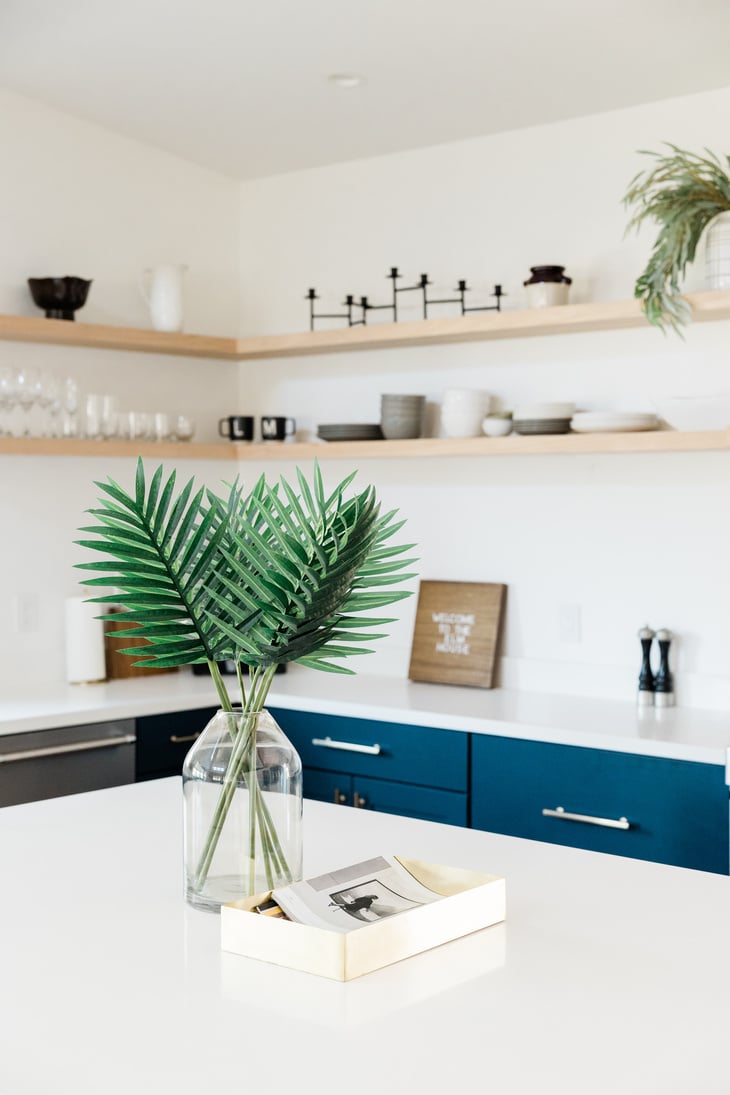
[27,276,92,320]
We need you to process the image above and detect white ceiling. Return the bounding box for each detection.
[0,0,729,180]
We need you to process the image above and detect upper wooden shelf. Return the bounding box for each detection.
[0,314,240,360]
[3,290,730,361]
[236,291,730,360]
[3,430,730,461]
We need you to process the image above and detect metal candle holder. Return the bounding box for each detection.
[307,268,505,331]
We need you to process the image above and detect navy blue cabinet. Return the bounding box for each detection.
[270,707,469,827]
[136,706,217,780]
[134,700,729,875]
[471,734,729,875]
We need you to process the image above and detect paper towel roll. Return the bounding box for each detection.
[64,596,106,684]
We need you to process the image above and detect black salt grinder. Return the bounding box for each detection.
[637,625,655,706]
[654,629,675,707]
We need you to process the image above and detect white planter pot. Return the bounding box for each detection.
[705,212,730,290]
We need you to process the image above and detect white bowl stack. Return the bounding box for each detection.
[380,393,425,439]
[440,389,492,438]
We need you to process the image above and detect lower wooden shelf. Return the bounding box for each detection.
[232,430,730,460]
[0,438,234,459]
[2,430,730,460]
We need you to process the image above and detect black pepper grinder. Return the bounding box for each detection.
[637,625,656,706]
[654,629,675,707]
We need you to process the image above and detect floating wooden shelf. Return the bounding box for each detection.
[233,431,730,459]
[4,430,730,461]
[0,314,239,360]
[0,438,235,459]
[3,290,730,361]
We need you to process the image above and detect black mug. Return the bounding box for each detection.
[219,415,254,442]
[261,416,296,442]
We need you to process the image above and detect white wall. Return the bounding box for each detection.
[0,89,241,687]
[237,86,730,708]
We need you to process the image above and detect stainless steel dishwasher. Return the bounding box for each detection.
[0,719,136,807]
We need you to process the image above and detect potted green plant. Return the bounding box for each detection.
[623,144,730,332]
[77,459,416,910]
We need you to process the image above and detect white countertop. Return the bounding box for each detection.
[2,778,727,1095]
[2,667,730,765]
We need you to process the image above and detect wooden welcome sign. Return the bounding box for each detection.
[408,580,506,688]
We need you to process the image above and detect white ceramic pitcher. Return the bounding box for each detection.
[139,264,188,332]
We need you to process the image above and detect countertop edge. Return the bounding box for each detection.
[1,670,729,766]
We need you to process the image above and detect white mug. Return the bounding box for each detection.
[139,264,188,333]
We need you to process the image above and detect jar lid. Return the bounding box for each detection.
[523,265,572,286]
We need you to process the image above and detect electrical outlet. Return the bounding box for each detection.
[13,593,39,633]
[558,603,582,644]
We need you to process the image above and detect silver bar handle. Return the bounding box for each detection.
[311,736,382,756]
[542,806,631,830]
[170,732,201,744]
[0,734,137,765]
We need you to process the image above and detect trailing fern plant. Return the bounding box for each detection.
[623,143,730,333]
[77,459,416,891]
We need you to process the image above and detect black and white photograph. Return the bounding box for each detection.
[328,879,425,924]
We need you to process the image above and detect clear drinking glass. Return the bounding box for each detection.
[183,708,303,912]
[100,395,119,440]
[152,411,170,442]
[127,411,152,442]
[84,393,103,440]
[172,414,195,442]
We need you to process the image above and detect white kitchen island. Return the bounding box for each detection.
[1,778,728,1095]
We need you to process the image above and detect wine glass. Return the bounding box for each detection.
[15,367,41,436]
[63,376,79,438]
[0,367,17,436]
[39,371,62,437]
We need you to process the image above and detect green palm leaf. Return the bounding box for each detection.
[77,459,416,680]
[203,466,417,670]
[75,459,235,669]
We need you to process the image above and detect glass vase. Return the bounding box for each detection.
[182,707,303,912]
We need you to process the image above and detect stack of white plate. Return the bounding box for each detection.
[570,412,659,434]
[512,401,575,435]
[317,423,384,441]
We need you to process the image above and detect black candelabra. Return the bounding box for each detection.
[307,267,505,331]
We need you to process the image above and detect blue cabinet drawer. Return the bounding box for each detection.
[471,735,729,874]
[302,766,468,827]
[302,768,351,806]
[270,708,468,792]
[353,775,468,826]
